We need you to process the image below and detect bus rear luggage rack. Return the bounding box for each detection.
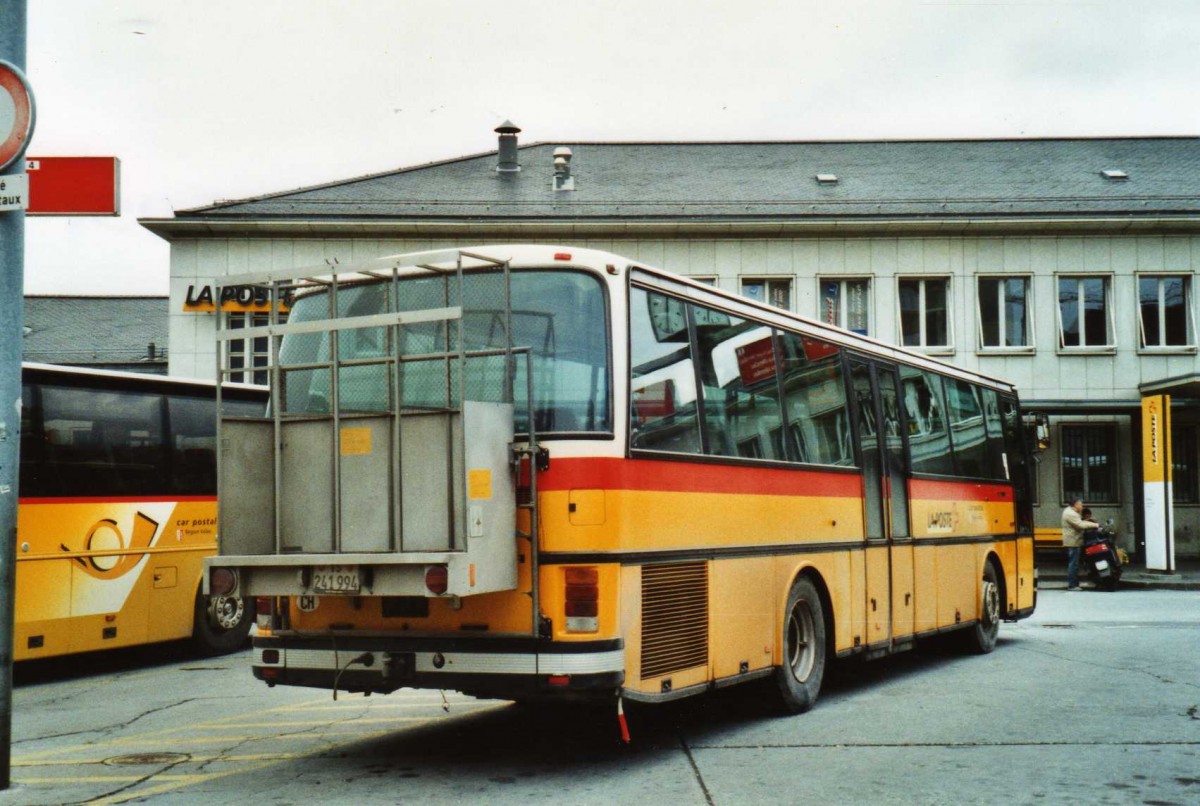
[214,248,536,607]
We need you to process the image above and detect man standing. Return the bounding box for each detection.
[1062,498,1099,591]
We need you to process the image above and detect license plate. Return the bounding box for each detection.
[312,565,361,594]
[1094,559,1109,571]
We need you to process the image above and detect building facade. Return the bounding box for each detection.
[141,129,1200,557]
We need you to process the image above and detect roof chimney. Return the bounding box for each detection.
[495,120,521,173]
[553,147,574,191]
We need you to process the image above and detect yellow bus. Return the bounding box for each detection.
[16,363,265,661]
[209,245,1036,717]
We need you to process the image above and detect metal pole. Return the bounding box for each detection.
[0,2,29,790]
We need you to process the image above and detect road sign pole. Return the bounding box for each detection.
[0,1,29,791]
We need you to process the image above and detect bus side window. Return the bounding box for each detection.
[901,368,953,476]
[980,388,1008,480]
[18,381,49,497]
[690,304,785,461]
[778,333,852,466]
[945,378,987,478]
[41,385,166,497]
[168,395,217,495]
[630,288,701,454]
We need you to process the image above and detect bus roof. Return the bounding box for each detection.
[21,362,267,395]
[203,243,1018,395]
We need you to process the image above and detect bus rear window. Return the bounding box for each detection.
[278,271,611,435]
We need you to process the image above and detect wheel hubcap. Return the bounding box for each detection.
[210,596,244,631]
[787,600,816,682]
[981,579,999,628]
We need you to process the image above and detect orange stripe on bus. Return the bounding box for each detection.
[907,478,1013,501]
[18,496,217,505]
[538,457,862,497]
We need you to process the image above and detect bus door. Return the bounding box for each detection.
[876,364,914,642]
[850,359,914,651]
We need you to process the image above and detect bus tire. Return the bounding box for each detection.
[191,590,252,656]
[961,562,1001,655]
[773,576,826,714]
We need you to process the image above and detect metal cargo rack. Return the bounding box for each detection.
[211,248,541,614]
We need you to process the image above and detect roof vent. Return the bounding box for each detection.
[495,120,521,173]
[1101,169,1128,181]
[816,174,839,185]
[553,147,574,191]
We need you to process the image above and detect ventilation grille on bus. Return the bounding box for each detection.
[640,561,709,680]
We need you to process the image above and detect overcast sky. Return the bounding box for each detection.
[19,0,1200,295]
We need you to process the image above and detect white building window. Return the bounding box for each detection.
[977,276,1033,350]
[1057,275,1114,350]
[691,276,718,287]
[227,312,272,386]
[741,278,792,310]
[1138,275,1194,349]
[818,278,870,336]
[898,277,951,349]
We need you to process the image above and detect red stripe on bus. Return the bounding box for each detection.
[17,496,218,505]
[907,478,1013,501]
[537,457,862,498]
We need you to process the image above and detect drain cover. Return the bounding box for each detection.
[104,752,190,766]
[1042,623,1076,629]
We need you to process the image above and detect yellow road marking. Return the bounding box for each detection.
[190,716,456,728]
[13,695,362,762]
[17,724,442,757]
[15,750,347,768]
[12,696,506,804]
[276,700,491,712]
[17,774,197,784]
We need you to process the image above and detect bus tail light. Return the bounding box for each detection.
[425,565,449,596]
[256,597,274,630]
[565,567,599,632]
[210,567,237,597]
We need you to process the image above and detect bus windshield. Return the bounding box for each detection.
[278,270,611,434]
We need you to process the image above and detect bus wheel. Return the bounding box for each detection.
[773,576,826,714]
[961,563,1001,655]
[191,591,252,656]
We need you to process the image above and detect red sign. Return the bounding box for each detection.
[633,380,675,421]
[0,61,34,171]
[802,336,840,361]
[25,156,120,215]
[736,337,777,385]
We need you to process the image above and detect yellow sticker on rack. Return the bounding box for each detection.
[468,469,492,500]
[340,427,372,456]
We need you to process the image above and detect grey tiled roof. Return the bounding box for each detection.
[23,297,168,368]
[176,138,1200,221]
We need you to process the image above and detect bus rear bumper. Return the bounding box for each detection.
[251,634,625,699]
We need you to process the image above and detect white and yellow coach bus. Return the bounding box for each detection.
[16,364,265,660]
[208,245,1036,718]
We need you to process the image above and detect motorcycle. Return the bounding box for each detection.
[1081,523,1123,591]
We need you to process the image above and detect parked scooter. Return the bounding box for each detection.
[1081,520,1123,591]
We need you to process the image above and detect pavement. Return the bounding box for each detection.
[1035,551,1200,591]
